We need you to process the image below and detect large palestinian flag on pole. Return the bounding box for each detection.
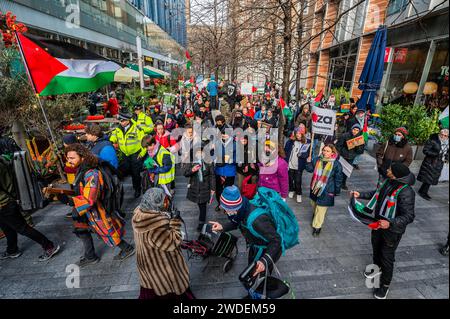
[16,32,121,96]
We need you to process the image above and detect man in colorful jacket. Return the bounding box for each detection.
[110,111,146,198]
[63,144,135,267]
[350,162,415,299]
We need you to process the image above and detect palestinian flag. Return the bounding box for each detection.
[314,90,323,106]
[186,50,192,70]
[16,32,121,96]
[347,196,378,227]
[362,114,369,142]
[439,106,449,129]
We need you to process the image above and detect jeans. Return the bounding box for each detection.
[76,230,131,260]
[288,168,305,195]
[0,201,53,254]
[371,230,402,286]
[119,152,142,192]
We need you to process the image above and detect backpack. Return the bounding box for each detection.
[97,160,124,218]
[247,187,299,255]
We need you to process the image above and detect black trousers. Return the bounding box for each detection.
[215,175,235,204]
[371,230,403,286]
[0,201,53,254]
[198,203,207,223]
[119,152,142,192]
[210,96,218,110]
[419,182,431,195]
[288,168,305,195]
[76,230,131,260]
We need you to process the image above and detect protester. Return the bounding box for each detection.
[264,109,278,128]
[254,105,267,122]
[295,104,312,130]
[285,124,311,203]
[376,127,413,181]
[209,186,282,278]
[207,75,219,110]
[236,135,258,192]
[110,111,146,198]
[104,91,119,117]
[132,188,194,300]
[417,128,449,200]
[155,122,177,152]
[306,144,343,236]
[63,144,134,267]
[63,134,79,184]
[1,138,61,261]
[336,123,365,190]
[183,146,215,231]
[258,141,289,201]
[85,124,119,169]
[350,162,415,299]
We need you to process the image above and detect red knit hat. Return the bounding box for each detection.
[395,127,409,136]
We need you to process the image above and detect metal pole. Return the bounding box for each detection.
[414,40,436,106]
[136,36,145,91]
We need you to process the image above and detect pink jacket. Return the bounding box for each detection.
[258,156,289,199]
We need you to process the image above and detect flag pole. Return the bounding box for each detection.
[14,31,66,180]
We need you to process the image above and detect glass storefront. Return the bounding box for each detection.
[327,39,359,93]
[383,38,449,109]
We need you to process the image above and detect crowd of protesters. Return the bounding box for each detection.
[0,75,449,300]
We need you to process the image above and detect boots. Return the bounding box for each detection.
[439,244,449,256]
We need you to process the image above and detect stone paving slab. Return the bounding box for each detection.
[0,153,448,299]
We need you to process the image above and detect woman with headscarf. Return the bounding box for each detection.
[417,128,449,200]
[133,187,194,300]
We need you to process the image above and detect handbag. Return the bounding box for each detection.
[242,175,257,199]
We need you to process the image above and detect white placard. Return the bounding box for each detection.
[241,82,253,95]
[339,157,353,178]
[311,106,336,136]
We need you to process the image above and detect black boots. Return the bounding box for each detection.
[312,228,321,237]
[439,244,449,256]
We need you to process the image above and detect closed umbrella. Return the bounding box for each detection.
[356,26,387,113]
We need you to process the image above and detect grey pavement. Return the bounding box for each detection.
[0,153,448,299]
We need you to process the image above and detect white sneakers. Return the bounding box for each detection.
[296,195,302,203]
[289,191,295,198]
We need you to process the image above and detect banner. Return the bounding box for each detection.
[311,106,336,136]
[241,82,253,95]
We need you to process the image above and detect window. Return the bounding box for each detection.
[334,0,367,44]
[327,39,359,94]
[303,1,309,15]
[386,0,409,16]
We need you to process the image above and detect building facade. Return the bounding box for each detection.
[305,0,449,110]
[0,0,186,71]
[129,0,187,48]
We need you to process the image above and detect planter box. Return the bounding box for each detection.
[414,145,425,161]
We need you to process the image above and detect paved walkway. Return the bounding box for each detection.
[0,153,448,299]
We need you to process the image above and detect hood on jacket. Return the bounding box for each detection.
[395,172,416,186]
[132,207,171,233]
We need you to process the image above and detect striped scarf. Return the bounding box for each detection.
[310,156,335,197]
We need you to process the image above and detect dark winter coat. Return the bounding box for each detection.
[359,173,416,234]
[183,162,216,204]
[376,137,413,177]
[417,134,449,185]
[294,112,311,129]
[336,131,365,162]
[306,157,343,207]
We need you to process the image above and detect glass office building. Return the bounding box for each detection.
[0,0,186,69]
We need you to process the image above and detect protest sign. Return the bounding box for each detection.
[339,157,354,178]
[311,106,336,136]
[241,82,253,95]
[346,135,365,150]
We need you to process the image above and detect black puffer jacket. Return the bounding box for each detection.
[359,173,416,234]
[183,163,216,204]
[336,131,365,161]
[417,134,449,185]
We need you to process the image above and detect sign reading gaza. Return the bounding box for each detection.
[311,106,336,136]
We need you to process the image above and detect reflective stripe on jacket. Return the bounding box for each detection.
[110,120,146,157]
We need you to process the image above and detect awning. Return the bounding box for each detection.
[127,64,169,79]
[114,67,148,83]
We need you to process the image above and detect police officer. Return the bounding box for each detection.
[134,104,154,134]
[141,135,176,195]
[110,111,146,198]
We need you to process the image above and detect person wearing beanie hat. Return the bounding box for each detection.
[350,162,415,299]
[336,121,365,190]
[110,109,146,198]
[132,188,194,300]
[209,186,283,281]
[376,127,413,181]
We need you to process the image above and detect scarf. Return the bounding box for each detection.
[310,156,335,197]
[440,138,449,162]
